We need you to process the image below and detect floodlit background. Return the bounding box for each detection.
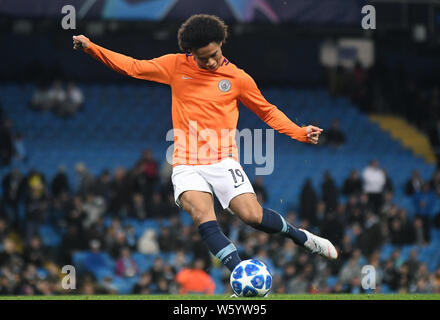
[0,0,439,296]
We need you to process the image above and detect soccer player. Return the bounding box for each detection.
[73,14,338,274]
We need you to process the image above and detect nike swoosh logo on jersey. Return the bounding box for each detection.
[182,75,193,80]
[234,183,245,188]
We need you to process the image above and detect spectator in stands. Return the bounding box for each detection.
[109,167,130,217]
[350,61,368,109]
[23,236,49,268]
[328,65,347,97]
[115,247,138,277]
[188,230,213,270]
[147,191,167,219]
[429,169,440,196]
[358,211,384,256]
[132,272,152,294]
[323,119,346,147]
[342,169,363,197]
[55,82,84,117]
[321,171,339,213]
[413,182,437,217]
[347,276,367,294]
[29,83,51,111]
[59,224,85,265]
[345,195,363,225]
[148,256,165,284]
[406,250,421,283]
[433,266,440,293]
[107,222,128,259]
[320,204,345,248]
[410,263,432,293]
[129,193,147,220]
[271,274,286,294]
[405,170,424,196]
[136,149,159,202]
[412,182,437,241]
[162,264,177,287]
[0,118,14,167]
[0,238,24,274]
[155,277,171,294]
[412,216,429,246]
[2,168,24,229]
[388,209,414,245]
[396,263,411,293]
[51,165,70,198]
[299,178,318,226]
[427,118,440,168]
[175,258,215,295]
[362,159,386,213]
[24,173,49,243]
[82,192,106,229]
[124,224,137,252]
[382,257,399,291]
[339,234,355,262]
[339,249,362,284]
[169,249,190,273]
[99,276,118,294]
[137,228,159,255]
[92,169,112,204]
[383,170,394,193]
[12,133,27,164]
[286,265,312,294]
[252,176,268,204]
[79,280,96,295]
[46,80,66,112]
[158,226,178,253]
[75,162,94,199]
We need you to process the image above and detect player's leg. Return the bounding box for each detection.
[172,165,242,272]
[197,158,337,259]
[228,193,306,245]
[229,193,338,259]
[178,191,242,271]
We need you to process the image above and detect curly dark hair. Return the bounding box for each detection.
[177,14,228,53]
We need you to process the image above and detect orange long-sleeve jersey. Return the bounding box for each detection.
[84,42,308,166]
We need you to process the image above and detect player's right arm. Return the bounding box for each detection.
[238,70,323,144]
[73,35,176,85]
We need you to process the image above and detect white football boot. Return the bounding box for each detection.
[299,229,338,260]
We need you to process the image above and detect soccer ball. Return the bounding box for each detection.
[230,259,272,297]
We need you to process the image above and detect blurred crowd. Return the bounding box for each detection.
[0,146,439,295]
[0,75,440,295]
[29,80,84,117]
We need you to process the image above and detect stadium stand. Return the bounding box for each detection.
[0,83,439,295]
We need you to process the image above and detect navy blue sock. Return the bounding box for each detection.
[198,220,241,272]
[253,208,307,246]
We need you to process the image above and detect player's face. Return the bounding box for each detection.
[191,42,223,71]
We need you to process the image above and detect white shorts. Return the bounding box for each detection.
[171,158,255,209]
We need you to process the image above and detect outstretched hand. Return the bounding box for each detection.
[306,125,323,144]
[73,35,90,50]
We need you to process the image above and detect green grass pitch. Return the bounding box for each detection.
[0,294,439,300]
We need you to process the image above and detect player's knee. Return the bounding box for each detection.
[188,206,212,225]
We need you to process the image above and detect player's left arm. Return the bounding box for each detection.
[238,72,323,144]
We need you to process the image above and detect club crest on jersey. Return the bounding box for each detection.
[218,79,231,92]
